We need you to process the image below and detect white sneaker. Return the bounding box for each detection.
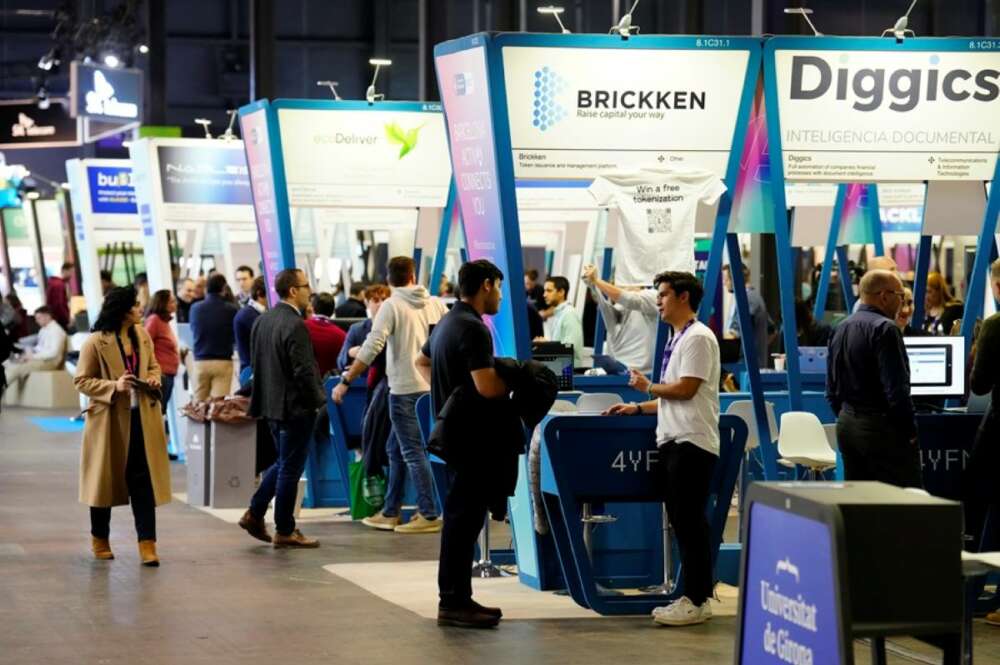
[652,597,712,626]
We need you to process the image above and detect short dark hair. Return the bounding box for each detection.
[61,262,74,272]
[459,260,504,299]
[146,289,173,320]
[653,271,703,310]
[134,272,148,286]
[349,282,366,297]
[34,305,52,317]
[250,276,267,301]
[207,273,228,295]
[236,265,254,277]
[364,284,390,301]
[387,256,416,287]
[313,292,336,317]
[274,269,304,299]
[100,270,113,282]
[525,269,539,281]
[546,276,570,296]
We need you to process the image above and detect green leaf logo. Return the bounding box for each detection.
[384,121,423,159]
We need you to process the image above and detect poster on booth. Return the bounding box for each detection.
[436,44,522,358]
[276,107,451,208]
[86,165,137,214]
[772,42,1000,181]
[739,503,843,665]
[878,183,925,233]
[157,145,252,206]
[501,45,751,181]
[240,108,289,305]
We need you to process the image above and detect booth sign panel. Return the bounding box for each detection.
[437,44,524,358]
[0,100,80,149]
[276,107,451,208]
[241,107,291,305]
[739,503,842,665]
[157,145,252,206]
[70,62,143,123]
[501,46,749,181]
[771,40,1000,181]
[86,165,137,214]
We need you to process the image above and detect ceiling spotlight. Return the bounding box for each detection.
[538,6,571,34]
[317,80,343,100]
[37,49,59,71]
[103,52,121,68]
[195,118,213,139]
[366,58,392,105]
[882,0,918,41]
[610,0,641,38]
[36,86,50,110]
[784,7,823,36]
[137,44,150,54]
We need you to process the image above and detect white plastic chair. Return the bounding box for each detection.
[777,412,838,479]
[576,392,623,414]
[725,400,778,451]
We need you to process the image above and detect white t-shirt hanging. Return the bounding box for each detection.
[588,167,726,285]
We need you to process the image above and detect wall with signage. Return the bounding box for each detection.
[0,100,81,150]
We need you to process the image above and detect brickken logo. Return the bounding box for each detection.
[790,54,1000,112]
[454,72,474,96]
[533,67,569,131]
[532,66,708,130]
[85,70,139,119]
[11,112,55,138]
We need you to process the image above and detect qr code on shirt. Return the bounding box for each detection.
[646,208,672,233]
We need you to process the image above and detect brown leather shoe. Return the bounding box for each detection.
[91,536,114,560]
[238,509,272,543]
[272,529,319,549]
[138,540,159,567]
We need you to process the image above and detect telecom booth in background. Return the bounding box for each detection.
[435,31,764,607]
[238,98,454,507]
[128,137,258,461]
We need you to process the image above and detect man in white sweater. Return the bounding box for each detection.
[332,257,446,534]
[4,306,67,395]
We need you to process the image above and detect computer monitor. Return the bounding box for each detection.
[532,341,574,391]
[904,336,965,398]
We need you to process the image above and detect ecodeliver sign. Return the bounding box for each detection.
[768,38,1000,181]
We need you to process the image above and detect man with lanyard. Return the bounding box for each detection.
[605,271,720,626]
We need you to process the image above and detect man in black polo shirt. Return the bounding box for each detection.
[417,260,509,629]
[827,269,920,487]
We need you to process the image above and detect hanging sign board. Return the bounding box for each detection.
[767,37,1000,182]
[70,61,143,123]
[501,43,750,181]
[275,102,451,208]
[0,99,81,149]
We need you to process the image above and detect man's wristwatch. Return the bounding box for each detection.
[339,372,352,387]
[630,402,641,415]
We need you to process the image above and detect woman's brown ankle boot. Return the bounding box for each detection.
[138,540,159,567]
[91,536,114,560]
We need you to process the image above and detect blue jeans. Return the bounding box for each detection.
[382,392,439,519]
[249,413,314,535]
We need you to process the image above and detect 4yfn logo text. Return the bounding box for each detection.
[790,55,1000,112]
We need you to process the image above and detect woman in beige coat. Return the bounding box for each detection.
[76,286,171,566]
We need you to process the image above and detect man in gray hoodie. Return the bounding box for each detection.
[332,256,447,533]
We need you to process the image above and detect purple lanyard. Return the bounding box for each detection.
[660,319,696,382]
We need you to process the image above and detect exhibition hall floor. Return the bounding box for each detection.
[2,407,999,665]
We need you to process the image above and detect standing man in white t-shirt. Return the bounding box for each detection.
[604,270,720,627]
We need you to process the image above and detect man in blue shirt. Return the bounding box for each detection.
[189,273,239,401]
[827,270,919,487]
[234,276,267,380]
